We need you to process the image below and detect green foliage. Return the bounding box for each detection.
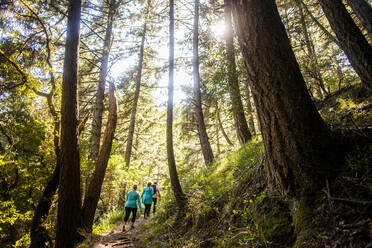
[319,85,372,128]
[93,208,124,234]
[139,140,292,248]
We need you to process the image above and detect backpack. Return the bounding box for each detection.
[152,185,157,194]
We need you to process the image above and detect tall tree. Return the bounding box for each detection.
[319,0,372,91]
[231,0,341,244]
[345,0,372,37]
[296,0,328,98]
[88,0,117,162]
[81,82,118,232]
[124,22,147,169]
[167,0,187,212]
[193,0,214,166]
[224,0,251,145]
[55,0,82,246]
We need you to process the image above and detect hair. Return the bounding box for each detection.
[154,181,157,184]
[147,182,152,187]
[132,184,137,190]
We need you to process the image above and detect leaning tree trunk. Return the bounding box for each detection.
[215,100,234,147]
[81,82,118,232]
[124,22,146,169]
[30,91,60,247]
[231,0,343,245]
[88,0,117,162]
[167,0,187,212]
[31,109,89,247]
[55,0,82,247]
[193,0,214,166]
[244,84,256,136]
[319,0,372,91]
[224,0,251,145]
[296,0,328,98]
[85,0,117,200]
[345,0,372,38]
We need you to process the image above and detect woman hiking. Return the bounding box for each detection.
[123,184,142,231]
[141,182,154,219]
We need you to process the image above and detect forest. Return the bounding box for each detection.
[0,0,371,247]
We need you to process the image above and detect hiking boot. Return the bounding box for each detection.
[131,224,135,229]
[122,225,126,232]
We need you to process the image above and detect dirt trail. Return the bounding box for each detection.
[91,217,146,248]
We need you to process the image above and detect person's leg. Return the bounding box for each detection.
[145,204,151,217]
[123,207,131,231]
[124,207,131,223]
[144,204,148,218]
[131,208,137,227]
[152,198,157,213]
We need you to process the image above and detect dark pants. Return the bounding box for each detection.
[124,207,137,223]
[152,198,157,213]
[144,204,151,217]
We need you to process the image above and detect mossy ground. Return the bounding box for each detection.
[137,85,371,248]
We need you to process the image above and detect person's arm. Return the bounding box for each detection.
[137,193,142,211]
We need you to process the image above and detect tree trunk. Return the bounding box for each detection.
[231,0,341,197]
[124,22,146,169]
[346,0,372,37]
[231,0,343,245]
[81,82,118,232]
[215,100,234,147]
[167,0,187,212]
[30,157,59,248]
[296,0,328,98]
[299,0,340,46]
[55,0,82,247]
[215,117,221,156]
[193,0,214,166]
[244,84,256,136]
[88,0,116,161]
[31,109,89,247]
[30,94,60,248]
[224,0,251,145]
[319,0,372,91]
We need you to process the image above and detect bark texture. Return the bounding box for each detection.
[82,82,118,232]
[55,0,82,247]
[224,0,252,145]
[231,0,341,196]
[193,0,214,166]
[319,0,372,91]
[124,22,146,169]
[167,0,187,211]
[346,0,372,37]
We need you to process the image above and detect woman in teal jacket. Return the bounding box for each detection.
[123,184,142,230]
[141,182,154,218]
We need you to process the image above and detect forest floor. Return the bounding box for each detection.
[89,217,146,248]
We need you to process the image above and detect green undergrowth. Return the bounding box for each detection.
[137,86,371,247]
[139,139,294,248]
[77,208,125,248]
[318,85,372,128]
[93,208,124,234]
